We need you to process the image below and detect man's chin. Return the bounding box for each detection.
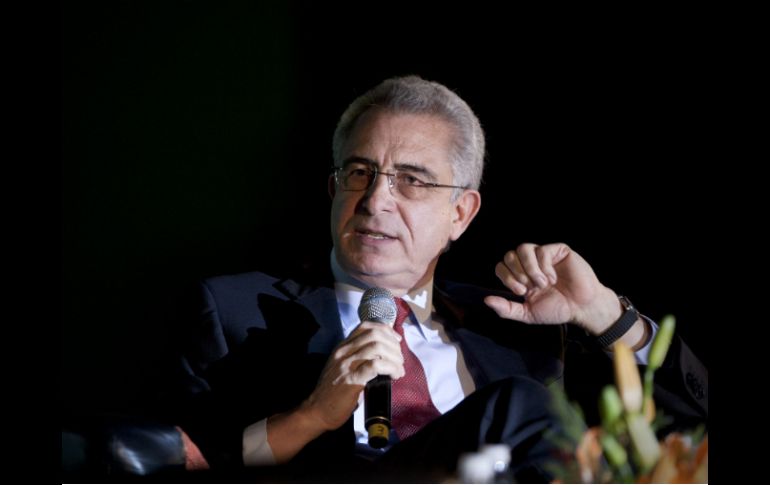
[344,264,431,295]
[340,258,400,283]
[345,262,393,280]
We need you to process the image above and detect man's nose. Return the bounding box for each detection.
[360,172,396,212]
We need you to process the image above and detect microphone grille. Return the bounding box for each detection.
[358,287,397,325]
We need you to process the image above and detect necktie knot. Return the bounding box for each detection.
[394,297,411,331]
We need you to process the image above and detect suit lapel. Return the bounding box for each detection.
[432,287,491,388]
[299,287,345,355]
[433,283,549,388]
[271,269,345,355]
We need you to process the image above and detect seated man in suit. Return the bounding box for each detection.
[172,75,707,481]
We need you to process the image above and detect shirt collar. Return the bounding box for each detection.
[330,250,435,338]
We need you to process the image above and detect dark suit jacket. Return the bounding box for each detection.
[171,269,708,469]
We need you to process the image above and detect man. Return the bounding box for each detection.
[174,76,707,481]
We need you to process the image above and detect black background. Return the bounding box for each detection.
[63,2,711,417]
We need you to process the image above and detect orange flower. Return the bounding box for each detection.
[575,427,604,483]
[637,433,708,483]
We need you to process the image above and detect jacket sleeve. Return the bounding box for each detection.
[562,327,708,433]
[170,280,251,469]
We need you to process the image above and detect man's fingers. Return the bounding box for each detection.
[354,340,404,366]
[349,321,402,343]
[500,243,571,290]
[535,245,558,284]
[495,261,528,295]
[334,324,402,361]
[332,333,405,383]
[515,243,549,289]
[484,295,528,322]
[351,356,405,382]
[502,251,532,288]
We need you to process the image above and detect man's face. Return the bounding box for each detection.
[330,110,480,294]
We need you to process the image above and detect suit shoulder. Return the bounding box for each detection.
[198,272,291,325]
[200,270,335,313]
[203,267,332,300]
[202,271,281,295]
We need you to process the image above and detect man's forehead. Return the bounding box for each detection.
[343,112,454,166]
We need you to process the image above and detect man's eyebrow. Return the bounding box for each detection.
[394,163,437,181]
[340,157,439,181]
[340,156,376,167]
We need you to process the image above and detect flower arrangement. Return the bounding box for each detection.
[546,316,708,483]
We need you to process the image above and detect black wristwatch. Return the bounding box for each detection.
[596,296,640,348]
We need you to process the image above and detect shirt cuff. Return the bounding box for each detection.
[243,419,276,466]
[631,315,658,365]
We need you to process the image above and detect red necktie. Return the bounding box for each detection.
[391,297,441,440]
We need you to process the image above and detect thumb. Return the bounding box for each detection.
[484,295,527,322]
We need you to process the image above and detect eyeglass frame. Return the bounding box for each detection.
[330,162,468,198]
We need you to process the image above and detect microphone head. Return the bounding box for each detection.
[358,287,397,325]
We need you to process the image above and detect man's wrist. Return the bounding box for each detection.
[596,296,645,349]
[578,287,623,334]
[265,405,328,464]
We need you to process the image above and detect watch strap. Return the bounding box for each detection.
[596,296,639,348]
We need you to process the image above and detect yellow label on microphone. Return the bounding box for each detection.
[368,423,389,440]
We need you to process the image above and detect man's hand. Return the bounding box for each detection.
[483,243,625,335]
[303,321,405,430]
[265,321,404,463]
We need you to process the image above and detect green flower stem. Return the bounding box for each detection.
[643,368,654,403]
[627,413,661,472]
[648,315,676,370]
[599,385,623,433]
[643,315,675,417]
[600,433,627,468]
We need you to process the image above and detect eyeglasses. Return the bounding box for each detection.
[331,162,467,201]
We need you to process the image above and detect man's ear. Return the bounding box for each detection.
[449,190,481,241]
[328,175,336,199]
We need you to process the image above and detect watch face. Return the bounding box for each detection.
[618,296,635,311]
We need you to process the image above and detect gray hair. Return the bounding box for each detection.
[332,76,485,194]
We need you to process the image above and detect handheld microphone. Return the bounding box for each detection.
[358,287,397,448]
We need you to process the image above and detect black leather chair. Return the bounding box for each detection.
[62,416,188,478]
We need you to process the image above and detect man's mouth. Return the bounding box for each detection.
[355,229,396,240]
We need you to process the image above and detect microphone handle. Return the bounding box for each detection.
[364,374,391,448]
